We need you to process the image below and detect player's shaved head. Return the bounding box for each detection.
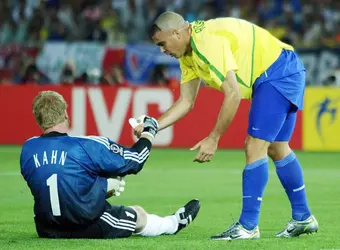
[149,12,188,40]
[149,12,191,59]
[152,12,185,34]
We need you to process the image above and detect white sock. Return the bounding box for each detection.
[136,214,178,236]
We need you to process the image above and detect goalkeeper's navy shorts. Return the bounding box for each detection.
[35,205,137,239]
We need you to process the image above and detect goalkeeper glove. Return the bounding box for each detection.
[129,115,159,139]
[141,116,159,139]
[106,177,126,198]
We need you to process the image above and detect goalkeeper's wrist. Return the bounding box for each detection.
[140,132,154,142]
[142,127,157,138]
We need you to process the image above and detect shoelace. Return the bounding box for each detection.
[220,223,239,236]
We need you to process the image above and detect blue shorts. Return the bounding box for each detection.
[248,50,305,142]
[248,83,298,142]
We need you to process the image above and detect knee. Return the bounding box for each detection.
[245,137,255,156]
[129,205,147,233]
[267,145,278,160]
[268,143,291,161]
[244,136,270,163]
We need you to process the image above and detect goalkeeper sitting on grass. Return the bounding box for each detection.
[20,90,200,239]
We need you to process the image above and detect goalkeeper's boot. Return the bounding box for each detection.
[211,222,260,240]
[174,199,200,234]
[276,215,318,238]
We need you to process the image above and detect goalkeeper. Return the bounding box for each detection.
[20,91,200,239]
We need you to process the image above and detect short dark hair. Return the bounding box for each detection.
[148,23,161,39]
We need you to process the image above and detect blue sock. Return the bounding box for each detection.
[239,158,269,230]
[274,151,311,221]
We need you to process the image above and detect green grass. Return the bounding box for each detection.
[0,146,339,250]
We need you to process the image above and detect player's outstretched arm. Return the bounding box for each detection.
[209,70,241,140]
[157,78,200,131]
[131,79,200,137]
[191,71,241,163]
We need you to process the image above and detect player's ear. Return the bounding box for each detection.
[64,110,71,127]
[173,29,180,38]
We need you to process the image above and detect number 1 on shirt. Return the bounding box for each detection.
[46,174,61,216]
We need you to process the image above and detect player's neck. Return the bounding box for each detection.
[44,122,68,134]
[188,24,193,52]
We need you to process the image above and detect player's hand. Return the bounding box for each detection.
[129,115,159,139]
[134,124,144,138]
[129,115,145,138]
[106,177,126,198]
[190,137,218,163]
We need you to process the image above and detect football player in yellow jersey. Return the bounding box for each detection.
[133,12,319,240]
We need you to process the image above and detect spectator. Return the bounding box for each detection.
[13,4,29,44]
[48,17,68,41]
[0,69,13,84]
[102,65,126,85]
[302,11,324,47]
[85,20,107,42]
[197,2,217,21]
[57,2,79,40]
[21,63,50,84]
[323,68,340,87]
[150,64,170,86]
[85,68,104,85]
[12,0,34,24]
[0,17,15,45]
[100,1,125,44]
[10,53,32,84]
[74,68,104,85]
[60,61,76,84]
[26,6,46,45]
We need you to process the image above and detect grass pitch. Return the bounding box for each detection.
[0,146,339,250]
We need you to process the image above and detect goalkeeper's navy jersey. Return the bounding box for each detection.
[20,132,151,229]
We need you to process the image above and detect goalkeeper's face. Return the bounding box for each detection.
[152,29,188,59]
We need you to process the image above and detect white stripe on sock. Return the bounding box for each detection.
[293,185,305,192]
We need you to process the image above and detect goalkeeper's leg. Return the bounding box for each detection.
[132,199,200,236]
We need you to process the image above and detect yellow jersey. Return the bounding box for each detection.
[179,18,294,99]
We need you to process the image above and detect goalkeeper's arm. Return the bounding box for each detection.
[115,116,158,176]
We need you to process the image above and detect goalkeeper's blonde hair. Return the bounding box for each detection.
[32,91,68,130]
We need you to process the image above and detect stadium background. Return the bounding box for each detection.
[0,0,340,249]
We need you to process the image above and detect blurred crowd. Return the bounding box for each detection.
[0,0,340,86]
[1,0,339,46]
